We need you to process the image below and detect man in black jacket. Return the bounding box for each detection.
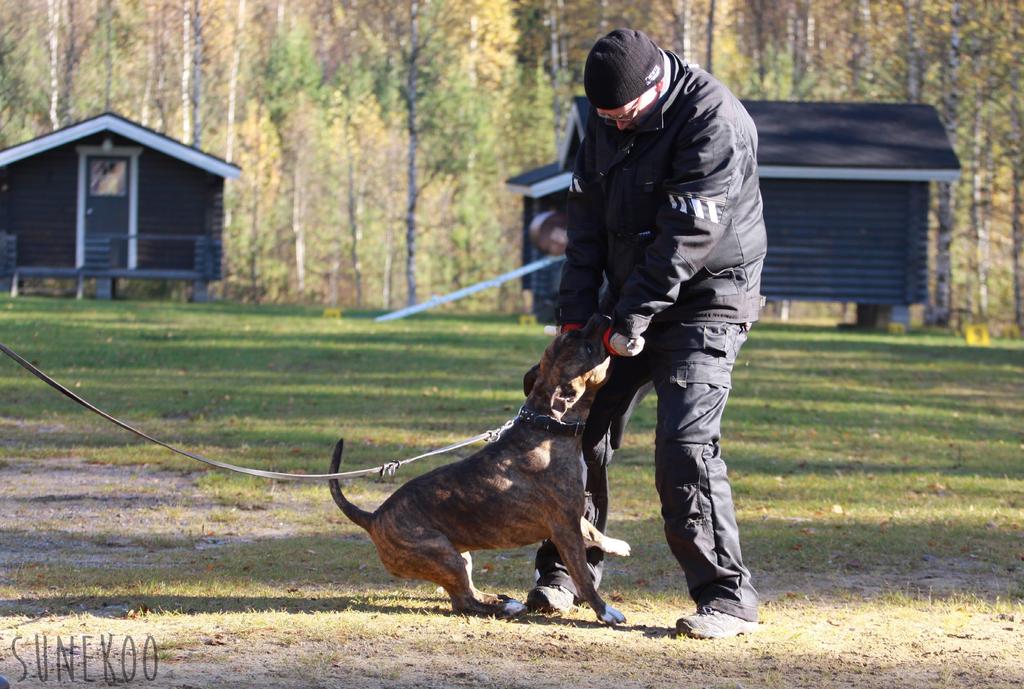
[525,28,767,639]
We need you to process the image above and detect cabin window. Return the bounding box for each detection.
[89,159,127,197]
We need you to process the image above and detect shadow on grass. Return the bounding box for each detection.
[3,512,1021,616]
[0,592,627,632]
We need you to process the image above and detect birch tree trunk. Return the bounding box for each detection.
[929,1,962,327]
[248,106,264,303]
[1014,163,1023,330]
[788,1,810,98]
[850,0,873,94]
[978,121,993,318]
[904,0,922,102]
[103,0,112,110]
[48,0,60,129]
[967,100,982,316]
[383,222,393,309]
[1012,8,1024,329]
[292,157,306,296]
[850,2,864,93]
[59,0,77,125]
[548,0,562,149]
[467,14,478,87]
[672,0,691,63]
[225,0,246,163]
[181,0,192,144]
[223,0,245,231]
[153,2,168,131]
[977,14,999,321]
[328,237,340,306]
[706,0,716,73]
[347,153,363,307]
[140,1,156,126]
[404,0,421,307]
[751,0,767,90]
[191,0,202,148]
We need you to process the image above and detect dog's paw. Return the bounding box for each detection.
[500,599,528,617]
[599,605,626,626]
[601,537,631,557]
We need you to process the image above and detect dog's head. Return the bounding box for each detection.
[523,314,612,416]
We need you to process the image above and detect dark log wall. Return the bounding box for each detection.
[759,179,929,304]
[904,183,929,305]
[0,142,78,267]
[136,142,216,271]
[524,178,931,312]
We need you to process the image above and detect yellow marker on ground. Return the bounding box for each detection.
[323,308,342,319]
[964,324,990,347]
[887,323,906,335]
[518,314,537,326]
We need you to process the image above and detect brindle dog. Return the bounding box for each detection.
[328,314,630,625]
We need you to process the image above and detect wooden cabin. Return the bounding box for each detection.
[507,97,961,325]
[0,112,240,300]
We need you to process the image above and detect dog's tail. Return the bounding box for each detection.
[328,438,374,531]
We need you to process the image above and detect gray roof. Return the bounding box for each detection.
[507,99,960,195]
[743,101,960,170]
[0,112,240,179]
[507,162,562,188]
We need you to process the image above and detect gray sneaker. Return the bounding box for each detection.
[525,585,577,613]
[675,607,759,639]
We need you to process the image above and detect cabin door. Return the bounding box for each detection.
[85,155,131,268]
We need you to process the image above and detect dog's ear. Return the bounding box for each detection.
[522,363,540,396]
[580,313,613,339]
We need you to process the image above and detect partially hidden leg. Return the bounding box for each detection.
[461,552,526,616]
[548,522,625,626]
[532,354,651,598]
[380,532,524,618]
[580,517,631,557]
[461,552,500,604]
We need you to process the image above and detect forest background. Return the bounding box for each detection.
[0,0,1021,328]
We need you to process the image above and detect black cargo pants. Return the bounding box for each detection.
[533,321,759,622]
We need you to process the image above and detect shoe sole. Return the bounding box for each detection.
[525,589,575,614]
[675,621,759,639]
[524,599,574,614]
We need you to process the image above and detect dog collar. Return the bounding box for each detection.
[515,406,585,437]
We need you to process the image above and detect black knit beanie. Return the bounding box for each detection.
[584,29,663,109]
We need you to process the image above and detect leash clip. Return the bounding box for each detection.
[486,418,515,442]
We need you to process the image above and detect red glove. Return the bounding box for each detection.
[560,323,584,333]
[603,328,645,357]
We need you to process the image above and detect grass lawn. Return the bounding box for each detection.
[0,296,1022,688]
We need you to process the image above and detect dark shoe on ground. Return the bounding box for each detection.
[675,607,758,639]
[525,585,576,613]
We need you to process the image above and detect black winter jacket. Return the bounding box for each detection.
[557,51,767,339]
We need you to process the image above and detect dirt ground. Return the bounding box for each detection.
[1,457,1021,689]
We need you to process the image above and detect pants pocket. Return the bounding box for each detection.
[662,480,716,567]
[674,482,709,528]
[655,444,714,532]
[669,360,733,390]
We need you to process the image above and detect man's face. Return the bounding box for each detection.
[595,83,661,131]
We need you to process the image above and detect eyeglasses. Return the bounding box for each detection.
[595,85,656,123]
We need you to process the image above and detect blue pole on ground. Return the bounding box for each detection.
[375,255,566,322]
